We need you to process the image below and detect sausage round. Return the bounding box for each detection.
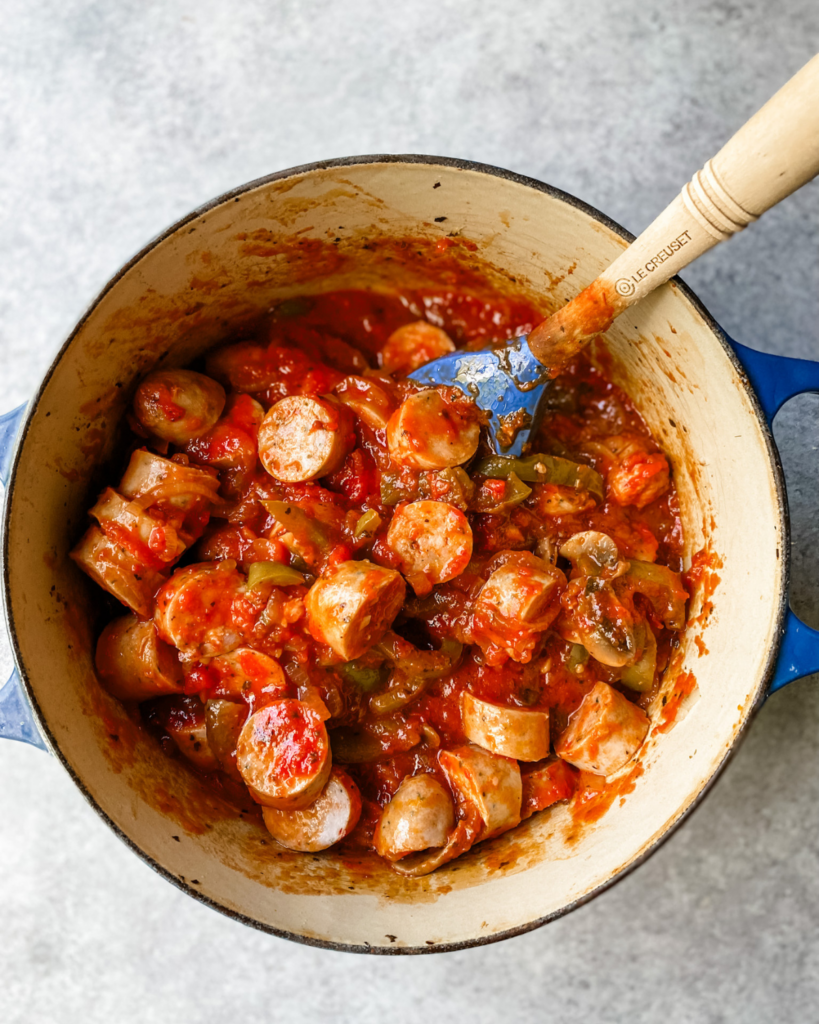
[386,389,480,469]
[385,501,473,595]
[258,395,354,482]
[334,375,396,431]
[70,525,167,619]
[95,615,184,702]
[261,767,362,851]
[133,369,226,445]
[374,773,455,861]
[154,562,245,659]
[205,699,249,781]
[305,559,406,661]
[236,699,332,809]
[555,681,649,776]
[380,321,456,376]
[461,693,550,761]
[439,744,522,841]
[208,647,291,706]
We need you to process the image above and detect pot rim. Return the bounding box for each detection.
[1,153,790,954]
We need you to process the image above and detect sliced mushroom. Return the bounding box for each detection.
[258,395,354,482]
[304,559,406,661]
[236,699,332,809]
[387,389,480,469]
[559,530,621,577]
[555,681,649,776]
[385,500,473,595]
[560,577,637,668]
[95,615,184,702]
[439,744,522,841]
[154,562,245,659]
[133,369,225,445]
[374,773,456,861]
[380,321,456,376]
[208,647,290,705]
[462,693,550,761]
[262,767,362,852]
[334,375,396,431]
[70,525,166,618]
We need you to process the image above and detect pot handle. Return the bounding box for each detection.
[729,339,819,693]
[0,402,47,750]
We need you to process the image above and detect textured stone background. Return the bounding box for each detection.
[1,2,818,1021]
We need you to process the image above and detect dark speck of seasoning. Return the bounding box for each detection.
[108,734,119,742]
[45,411,51,417]
[426,940,436,946]
[386,935,397,943]
[433,182,441,189]
[172,836,180,842]
[434,216,447,223]
[668,418,676,427]
[191,879,201,885]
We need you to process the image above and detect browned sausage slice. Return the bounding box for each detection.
[334,375,396,431]
[90,488,185,566]
[385,500,472,595]
[555,681,649,776]
[258,395,354,482]
[205,699,250,782]
[133,369,225,445]
[154,562,245,659]
[70,525,166,618]
[461,693,550,761]
[380,321,456,376]
[305,560,406,661]
[236,699,332,809]
[156,696,219,772]
[439,744,522,840]
[208,647,290,706]
[374,774,455,861]
[386,389,480,469]
[95,615,184,702]
[261,767,362,851]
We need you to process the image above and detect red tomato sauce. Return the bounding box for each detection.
[76,284,688,872]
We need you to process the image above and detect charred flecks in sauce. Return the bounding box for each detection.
[72,285,691,874]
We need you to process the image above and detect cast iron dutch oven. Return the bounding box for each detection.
[2,157,819,952]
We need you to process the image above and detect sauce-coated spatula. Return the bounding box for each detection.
[411,53,819,455]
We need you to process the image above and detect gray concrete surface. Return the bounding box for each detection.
[1,2,818,1021]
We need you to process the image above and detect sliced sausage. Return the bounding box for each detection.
[472,556,565,661]
[461,693,550,761]
[374,773,455,861]
[157,695,219,772]
[438,744,522,841]
[70,525,166,618]
[258,395,354,482]
[304,559,406,661]
[261,767,362,851]
[385,500,472,595]
[154,562,245,659]
[334,375,396,431]
[95,615,184,702]
[90,488,185,567]
[205,698,250,782]
[555,681,649,776]
[208,647,291,706]
[236,699,332,809]
[387,389,480,469]
[133,369,226,445]
[380,321,456,376]
[205,340,280,393]
[520,758,578,819]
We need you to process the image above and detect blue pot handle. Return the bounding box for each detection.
[0,403,47,750]
[729,339,819,694]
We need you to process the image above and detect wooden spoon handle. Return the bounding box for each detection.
[528,52,819,368]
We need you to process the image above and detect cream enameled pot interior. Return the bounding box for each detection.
[5,158,784,951]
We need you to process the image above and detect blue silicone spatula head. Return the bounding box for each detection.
[407,333,553,457]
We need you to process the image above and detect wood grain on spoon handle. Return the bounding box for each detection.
[528,52,819,369]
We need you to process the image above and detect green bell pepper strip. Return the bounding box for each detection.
[473,453,604,503]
